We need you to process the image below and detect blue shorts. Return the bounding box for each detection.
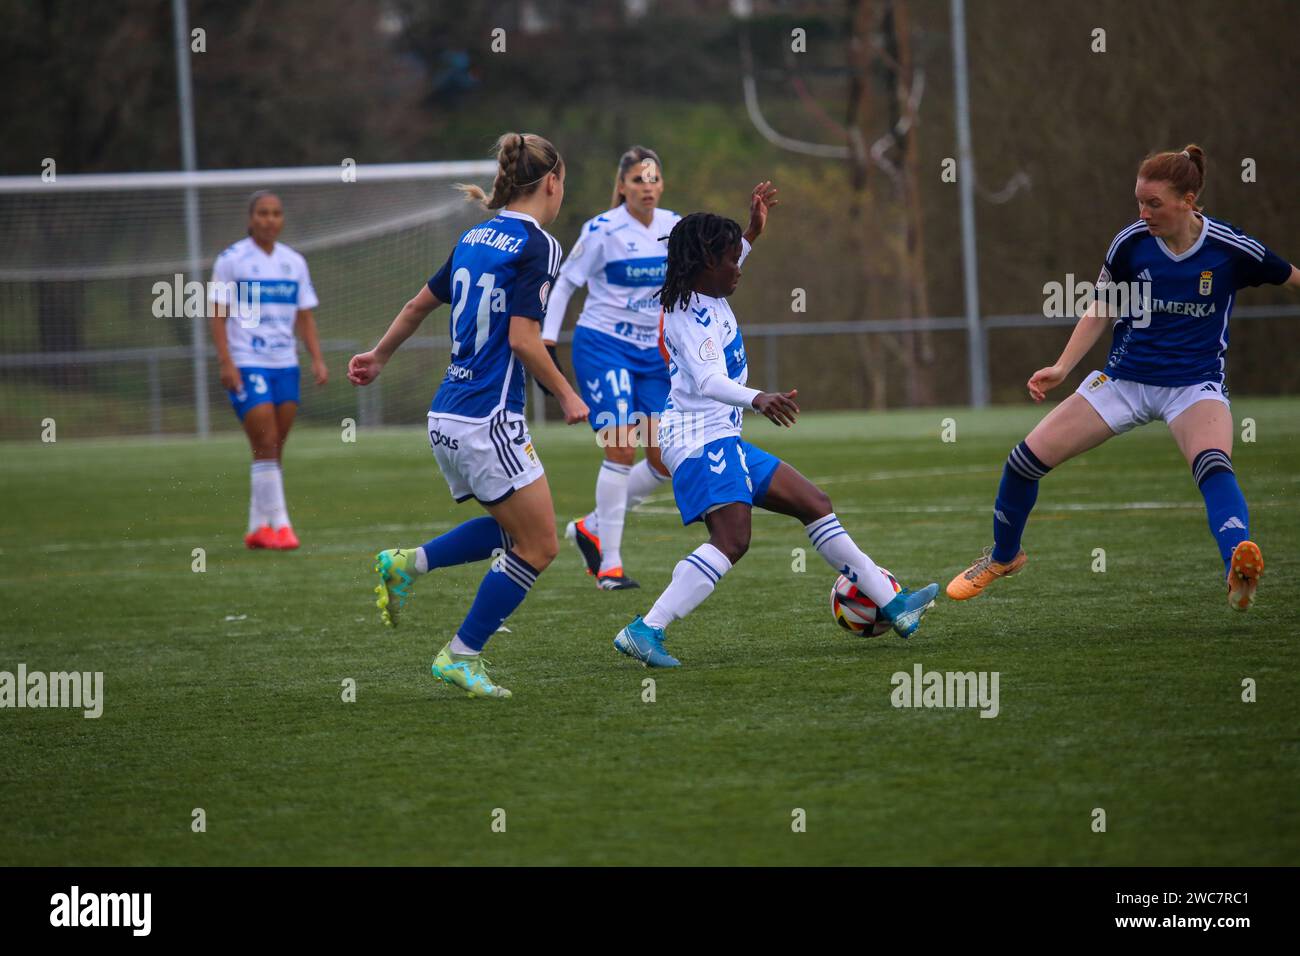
[670,436,782,525]
[571,325,669,432]
[228,366,300,420]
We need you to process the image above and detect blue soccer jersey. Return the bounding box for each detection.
[427,210,562,422]
[1098,215,1291,387]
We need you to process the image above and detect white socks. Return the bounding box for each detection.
[626,458,669,510]
[806,513,896,607]
[644,543,732,630]
[450,635,478,656]
[595,461,631,572]
[249,460,291,531]
[413,547,429,574]
[584,459,670,570]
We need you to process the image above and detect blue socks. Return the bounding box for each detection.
[421,516,511,570]
[456,552,539,652]
[1193,449,1248,573]
[992,441,1051,563]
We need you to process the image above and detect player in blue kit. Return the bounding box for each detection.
[613,183,940,668]
[209,190,328,551]
[948,145,1299,610]
[348,133,589,699]
[542,146,679,590]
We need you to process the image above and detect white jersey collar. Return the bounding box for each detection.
[499,209,540,228]
[1155,213,1208,262]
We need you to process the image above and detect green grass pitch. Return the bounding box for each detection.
[2,401,1297,865]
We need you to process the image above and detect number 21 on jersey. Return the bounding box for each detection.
[450,268,507,358]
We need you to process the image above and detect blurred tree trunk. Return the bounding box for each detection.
[879,0,934,406]
[846,0,888,410]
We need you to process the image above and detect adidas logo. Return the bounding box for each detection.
[1137,268,1152,281]
[1200,382,1218,392]
[1218,516,1246,532]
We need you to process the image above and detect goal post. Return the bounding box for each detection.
[0,161,495,440]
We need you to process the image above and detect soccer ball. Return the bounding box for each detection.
[831,569,902,637]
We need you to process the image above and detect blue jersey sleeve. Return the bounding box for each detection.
[428,251,454,303]
[1099,221,1144,286]
[509,232,561,322]
[1237,240,1292,288]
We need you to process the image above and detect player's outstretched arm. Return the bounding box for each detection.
[1285,264,1300,288]
[509,315,589,424]
[742,180,779,245]
[1027,300,1109,402]
[348,284,440,386]
[753,388,800,427]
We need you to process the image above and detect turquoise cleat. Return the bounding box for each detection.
[374,548,418,628]
[614,616,680,668]
[879,583,940,639]
[432,642,512,699]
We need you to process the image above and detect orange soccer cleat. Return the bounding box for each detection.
[565,516,602,577]
[946,547,1028,601]
[244,525,277,550]
[596,567,640,591]
[1227,540,1263,611]
[272,526,300,551]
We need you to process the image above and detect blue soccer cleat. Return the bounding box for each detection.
[878,583,940,639]
[614,616,680,668]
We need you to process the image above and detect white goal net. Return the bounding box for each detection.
[0,162,494,440]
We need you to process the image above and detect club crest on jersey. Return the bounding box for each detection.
[699,337,718,362]
[1199,271,1213,295]
[1087,373,1108,392]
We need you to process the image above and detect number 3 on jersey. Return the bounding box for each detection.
[450,268,506,358]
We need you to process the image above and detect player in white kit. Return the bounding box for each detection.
[209,191,328,551]
[613,183,940,668]
[542,146,679,590]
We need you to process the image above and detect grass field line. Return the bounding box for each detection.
[4,497,1273,558]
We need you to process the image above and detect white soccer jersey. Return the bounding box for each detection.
[658,239,757,471]
[543,204,680,349]
[209,237,319,369]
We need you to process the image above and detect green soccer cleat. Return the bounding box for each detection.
[432,642,512,699]
[374,548,419,628]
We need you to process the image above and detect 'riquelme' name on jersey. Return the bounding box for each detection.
[462,226,527,254]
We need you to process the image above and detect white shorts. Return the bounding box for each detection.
[1076,369,1230,435]
[428,410,545,505]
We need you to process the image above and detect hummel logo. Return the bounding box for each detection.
[839,565,858,584]
[692,306,711,327]
[707,447,726,474]
[1218,516,1245,532]
[586,379,603,403]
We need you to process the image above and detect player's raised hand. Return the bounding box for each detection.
[753,388,799,426]
[744,180,779,243]
[1027,364,1066,402]
[348,350,383,386]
